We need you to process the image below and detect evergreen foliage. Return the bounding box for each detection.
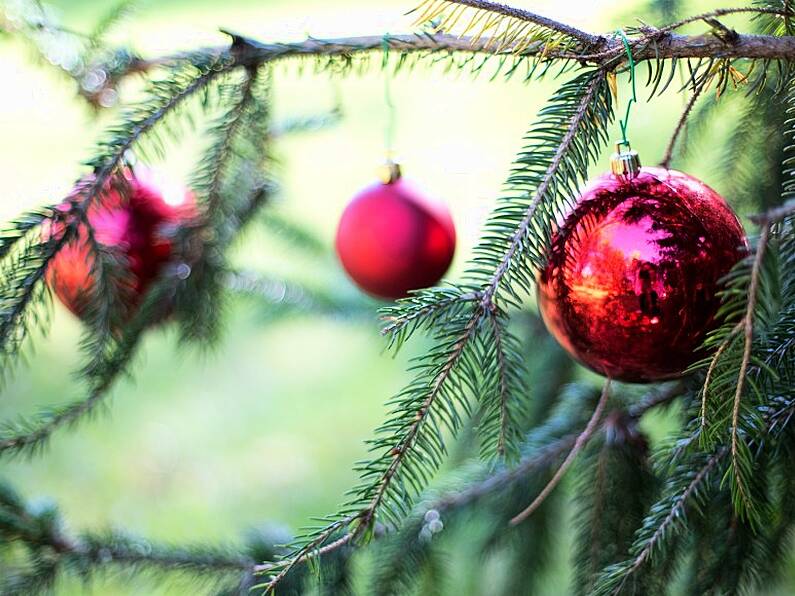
[2,0,795,594]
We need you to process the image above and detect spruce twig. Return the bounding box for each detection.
[509,379,612,526]
[730,224,770,518]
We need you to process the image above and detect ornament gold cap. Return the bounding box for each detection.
[378,159,402,184]
[610,141,641,179]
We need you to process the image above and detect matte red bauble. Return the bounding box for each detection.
[46,167,197,321]
[335,164,456,300]
[537,154,747,383]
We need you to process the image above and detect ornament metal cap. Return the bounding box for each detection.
[610,141,641,179]
[378,160,402,184]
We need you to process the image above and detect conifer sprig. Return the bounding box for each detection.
[0,381,681,594]
[695,74,795,523]
[466,69,612,303]
[592,448,727,596]
[409,0,600,54]
[4,2,795,593]
[0,42,279,457]
[256,68,614,592]
[0,51,238,381]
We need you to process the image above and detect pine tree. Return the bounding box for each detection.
[2,0,795,594]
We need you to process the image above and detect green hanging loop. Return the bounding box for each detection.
[616,29,637,148]
[382,33,397,159]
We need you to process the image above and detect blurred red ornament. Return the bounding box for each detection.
[46,167,198,322]
[335,163,456,300]
[537,159,747,383]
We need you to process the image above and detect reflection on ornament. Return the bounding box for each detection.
[537,165,747,383]
[46,167,198,322]
[335,163,456,300]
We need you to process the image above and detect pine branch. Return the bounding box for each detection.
[254,68,614,591]
[409,0,601,48]
[592,448,727,596]
[361,309,483,527]
[0,479,256,594]
[510,379,612,525]
[729,223,770,520]
[359,384,612,593]
[379,288,481,350]
[0,49,241,388]
[0,277,174,457]
[0,231,63,382]
[254,515,358,589]
[573,413,657,595]
[260,380,684,593]
[469,69,611,304]
[176,64,274,343]
[364,382,683,593]
[202,69,261,217]
[87,0,137,48]
[227,269,372,320]
[486,311,512,457]
[695,74,795,524]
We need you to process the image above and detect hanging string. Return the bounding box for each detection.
[616,29,637,148]
[382,34,397,159]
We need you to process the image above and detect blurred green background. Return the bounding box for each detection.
[0,0,786,593]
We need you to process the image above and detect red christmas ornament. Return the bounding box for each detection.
[335,163,456,300]
[537,147,747,383]
[46,167,198,322]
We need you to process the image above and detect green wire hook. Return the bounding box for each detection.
[616,29,636,148]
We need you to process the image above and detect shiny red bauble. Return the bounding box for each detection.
[537,166,747,383]
[46,168,197,321]
[335,172,456,300]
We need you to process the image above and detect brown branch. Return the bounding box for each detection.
[124,28,795,81]
[730,223,769,512]
[660,7,794,37]
[701,321,743,433]
[509,378,612,526]
[568,7,795,63]
[749,199,795,225]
